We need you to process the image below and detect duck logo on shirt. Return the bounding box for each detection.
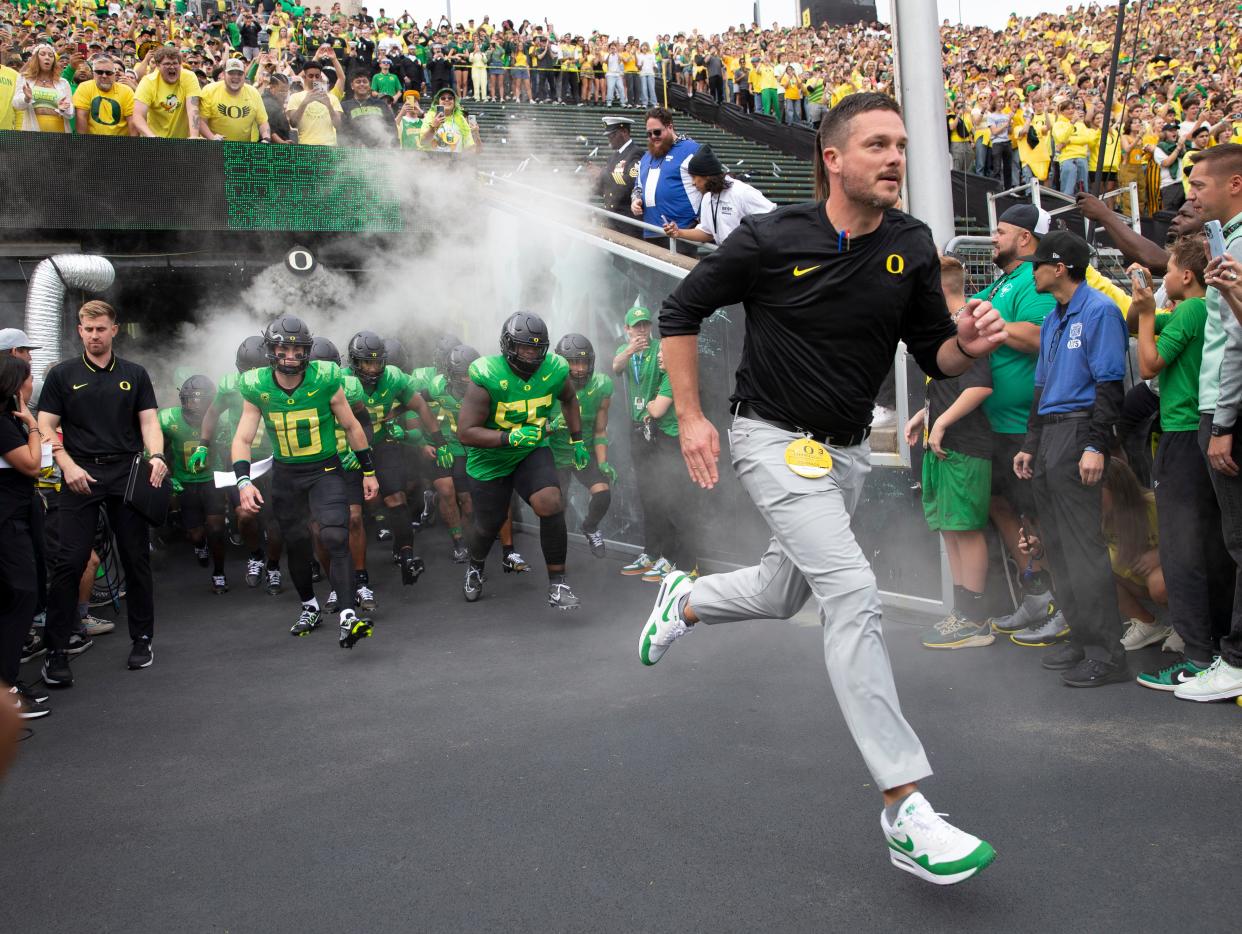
[160,93,182,113]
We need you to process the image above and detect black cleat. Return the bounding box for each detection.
[245,558,264,587]
[401,554,425,585]
[127,638,154,670]
[291,606,322,636]
[211,574,229,594]
[355,585,377,611]
[420,489,437,526]
[463,566,484,602]
[452,543,470,563]
[324,591,339,614]
[376,527,393,542]
[548,581,582,610]
[310,559,323,583]
[582,526,606,558]
[338,611,373,648]
[266,569,283,596]
[502,551,530,573]
[194,544,210,568]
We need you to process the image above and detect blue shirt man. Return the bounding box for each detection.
[633,112,701,239]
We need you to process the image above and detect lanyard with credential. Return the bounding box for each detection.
[631,351,647,415]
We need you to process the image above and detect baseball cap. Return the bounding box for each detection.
[0,328,41,352]
[997,203,1051,238]
[1017,229,1091,270]
[223,57,246,73]
[624,306,652,326]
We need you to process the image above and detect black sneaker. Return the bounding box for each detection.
[41,651,73,688]
[1061,657,1129,688]
[310,559,323,583]
[66,632,94,657]
[548,580,582,610]
[401,553,425,585]
[290,606,322,637]
[15,680,49,704]
[211,574,228,594]
[452,543,470,564]
[1041,643,1085,670]
[582,526,606,558]
[21,630,46,664]
[463,566,484,602]
[127,637,153,670]
[266,568,283,595]
[194,544,210,567]
[8,685,50,720]
[325,591,339,614]
[338,611,373,648]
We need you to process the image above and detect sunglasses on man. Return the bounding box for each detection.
[646,128,665,138]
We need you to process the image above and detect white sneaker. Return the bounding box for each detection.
[1121,618,1173,651]
[79,614,115,637]
[638,570,695,666]
[1172,656,1242,702]
[881,792,996,886]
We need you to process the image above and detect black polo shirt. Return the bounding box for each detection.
[660,203,955,436]
[39,354,157,460]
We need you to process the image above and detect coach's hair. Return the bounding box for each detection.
[814,92,902,200]
[78,300,117,323]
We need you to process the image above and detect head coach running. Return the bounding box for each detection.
[635,92,1008,886]
[35,300,167,687]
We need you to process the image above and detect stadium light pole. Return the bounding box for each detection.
[891,0,955,247]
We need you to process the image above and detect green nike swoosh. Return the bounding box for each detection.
[888,833,915,853]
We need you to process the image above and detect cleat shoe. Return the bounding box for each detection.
[548,580,582,610]
[420,489,438,526]
[639,570,695,666]
[1137,657,1208,692]
[79,614,114,637]
[211,574,229,594]
[127,637,153,670]
[1061,657,1128,687]
[641,557,674,583]
[1172,657,1242,702]
[881,792,995,886]
[266,569,283,596]
[338,610,373,648]
[502,552,530,574]
[464,566,484,602]
[21,630,47,664]
[66,633,94,657]
[1010,611,1069,647]
[1121,618,1173,651]
[452,543,470,564]
[355,585,377,611]
[401,555,425,586]
[1041,643,1085,670]
[41,651,73,688]
[325,591,339,614]
[376,527,393,542]
[194,544,210,567]
[922,616,995,650]
[310,560,323,583]
[8,685,50,720]
[245,558,264,587]
[990,591,1055,634]
[583,526,606,558]
[621,552,654,576]
[290,606,323,636]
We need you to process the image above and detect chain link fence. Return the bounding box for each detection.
[945,236,1139,295]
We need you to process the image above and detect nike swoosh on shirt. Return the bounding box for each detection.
[307,389,319,396]
[323,466,336,472]
[792,265,822,278]
[73,383,89,390]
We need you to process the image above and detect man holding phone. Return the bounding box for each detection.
[286,57,343,146]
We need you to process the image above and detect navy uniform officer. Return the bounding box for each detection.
[36,300,168,687]
[593,116,641,217]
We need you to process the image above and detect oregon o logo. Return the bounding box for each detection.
[285,246,317,276]
[119,380,131,390]
[886,254,905,275]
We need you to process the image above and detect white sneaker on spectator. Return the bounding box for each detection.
[1172,657,1242,702]
[1120,618,1173,651]
[80,614,115,637]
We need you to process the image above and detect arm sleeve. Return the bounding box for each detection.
[899,237,957,380]
[658,216,762,337]
[1212,237,1242,429]
[1088,380,1124,452]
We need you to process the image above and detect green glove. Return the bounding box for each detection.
[571,439,590,470]
[507,424,542,448]
[171,477,184,495]
[187,445,210,474]
[549,413,567,433]
[340,449,360,471]
[599,460,618,483]
[436,445,455,469]
[385,422,406,442]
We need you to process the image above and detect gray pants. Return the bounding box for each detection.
[691,416,932,790]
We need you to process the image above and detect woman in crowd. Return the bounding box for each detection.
[469,40,487,102]
[780,65,803,124]
[13,44,73,133]
[486,39,507,104]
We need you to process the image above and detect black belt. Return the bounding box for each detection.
[1044,411,1091,423]
[77,453,135,465]
[732,402,871,448]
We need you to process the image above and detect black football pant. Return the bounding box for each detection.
[45,459,154,652]
[467,447,566,569]
[271,459,353,612]
[0,511,38,685]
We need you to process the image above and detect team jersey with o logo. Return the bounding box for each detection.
[158,406,216,484]
[71,80,135,136]
[342,364,414,434]
[199,80,269,141]
[548,372,613,468]
[333,372,369,463]
[466,353,569,481]
[238,361,342,464]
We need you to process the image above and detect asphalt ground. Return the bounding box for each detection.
[2,530,1237,934]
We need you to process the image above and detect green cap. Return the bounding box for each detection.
[625,305,651,326]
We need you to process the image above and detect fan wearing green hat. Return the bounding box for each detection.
[419,86,479,153]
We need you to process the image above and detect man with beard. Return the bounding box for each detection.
[72,55,134,136]
[341,71,396,146]
[199,58,271,142]
[643,93,1006,886]
[631,107,701,255]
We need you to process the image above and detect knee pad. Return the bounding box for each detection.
[319,524,349,554]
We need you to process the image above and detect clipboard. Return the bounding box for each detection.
[124,454,172,527]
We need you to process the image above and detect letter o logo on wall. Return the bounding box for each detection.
[885,253,905,276]
[285,246,317,277]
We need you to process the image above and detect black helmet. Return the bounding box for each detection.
[179,374,215,421]
[385,336,410,372]
[236,335,268,373]
[263,315,314,375]
[348,330,387,389]
[432,333,463,374]
[310,336,341,365]
[555,333,595,386]
[446,343,480,387]
[499,312,549,380]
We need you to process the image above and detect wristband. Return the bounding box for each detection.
[955,337,979,360]
[354,446,376,475]
[1083,445,1101,454]
[149,452,166,463]
[236,477,253,491]
[234,459,251,482]
[570,431,583,443]
[594,435,609,446]
[197,439,211,449]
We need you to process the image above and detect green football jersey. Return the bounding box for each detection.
[408,366,448,418]
[213,370,246,423]
[466,353,570,481]
[343,364,415,433]
[334,372,368,462]
[431,388,465,456]
[548,372,614,468]
[238,361,343,464]
[158,407,214,484]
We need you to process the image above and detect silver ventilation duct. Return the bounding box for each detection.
[24,254,116,387]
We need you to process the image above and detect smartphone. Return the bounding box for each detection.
[1206,219,1227,260]
[435,104,444,116]
[1129,268,1152,289]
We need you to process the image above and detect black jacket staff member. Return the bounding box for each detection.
[646,93,1007,885]
[36,301,167,687]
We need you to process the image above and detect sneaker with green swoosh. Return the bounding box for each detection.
[881,792,995,886]
[639,571,695,666]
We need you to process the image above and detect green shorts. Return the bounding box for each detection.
[921,449,991,532]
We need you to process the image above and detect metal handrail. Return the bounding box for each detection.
[985,179,1141,238]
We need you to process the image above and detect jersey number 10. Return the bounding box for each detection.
[268,409,323,458]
